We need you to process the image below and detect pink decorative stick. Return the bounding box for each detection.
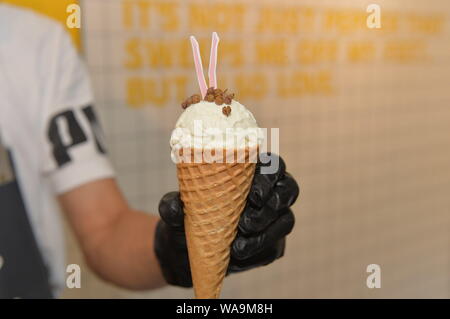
[208,32,220,89]
[190,36,208,98]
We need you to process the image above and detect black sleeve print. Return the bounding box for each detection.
[82,105,106,155]
[47,109,87,167]
[47,105,107,168]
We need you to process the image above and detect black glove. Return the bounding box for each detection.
[154,153,299,287]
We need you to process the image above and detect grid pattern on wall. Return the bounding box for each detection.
[63,0,450,298]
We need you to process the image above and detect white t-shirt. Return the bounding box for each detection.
[0,4,114,294]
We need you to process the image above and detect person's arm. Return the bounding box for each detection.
[58,177,166,290]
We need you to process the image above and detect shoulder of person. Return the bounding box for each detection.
[0,4,73,57]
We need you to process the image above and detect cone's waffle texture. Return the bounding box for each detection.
[177,148,257,299]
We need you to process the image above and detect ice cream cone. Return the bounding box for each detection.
[177,148,257,298]
[172,33,263,299]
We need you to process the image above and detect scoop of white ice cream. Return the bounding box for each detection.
[170,100,263,152]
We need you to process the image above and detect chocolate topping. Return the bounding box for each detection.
[215,95,224,105]
[213,88,223,96]
[222,106,231,117]
[206,87,215,95]
[192,94,201,104]
[181,88,235,117]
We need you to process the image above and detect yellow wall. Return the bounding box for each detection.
[3,0,80,49]
[64,0,450,299]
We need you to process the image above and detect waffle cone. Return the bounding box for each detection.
[176,148,257,298]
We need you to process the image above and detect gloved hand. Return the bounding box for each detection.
[154,153,299,287]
